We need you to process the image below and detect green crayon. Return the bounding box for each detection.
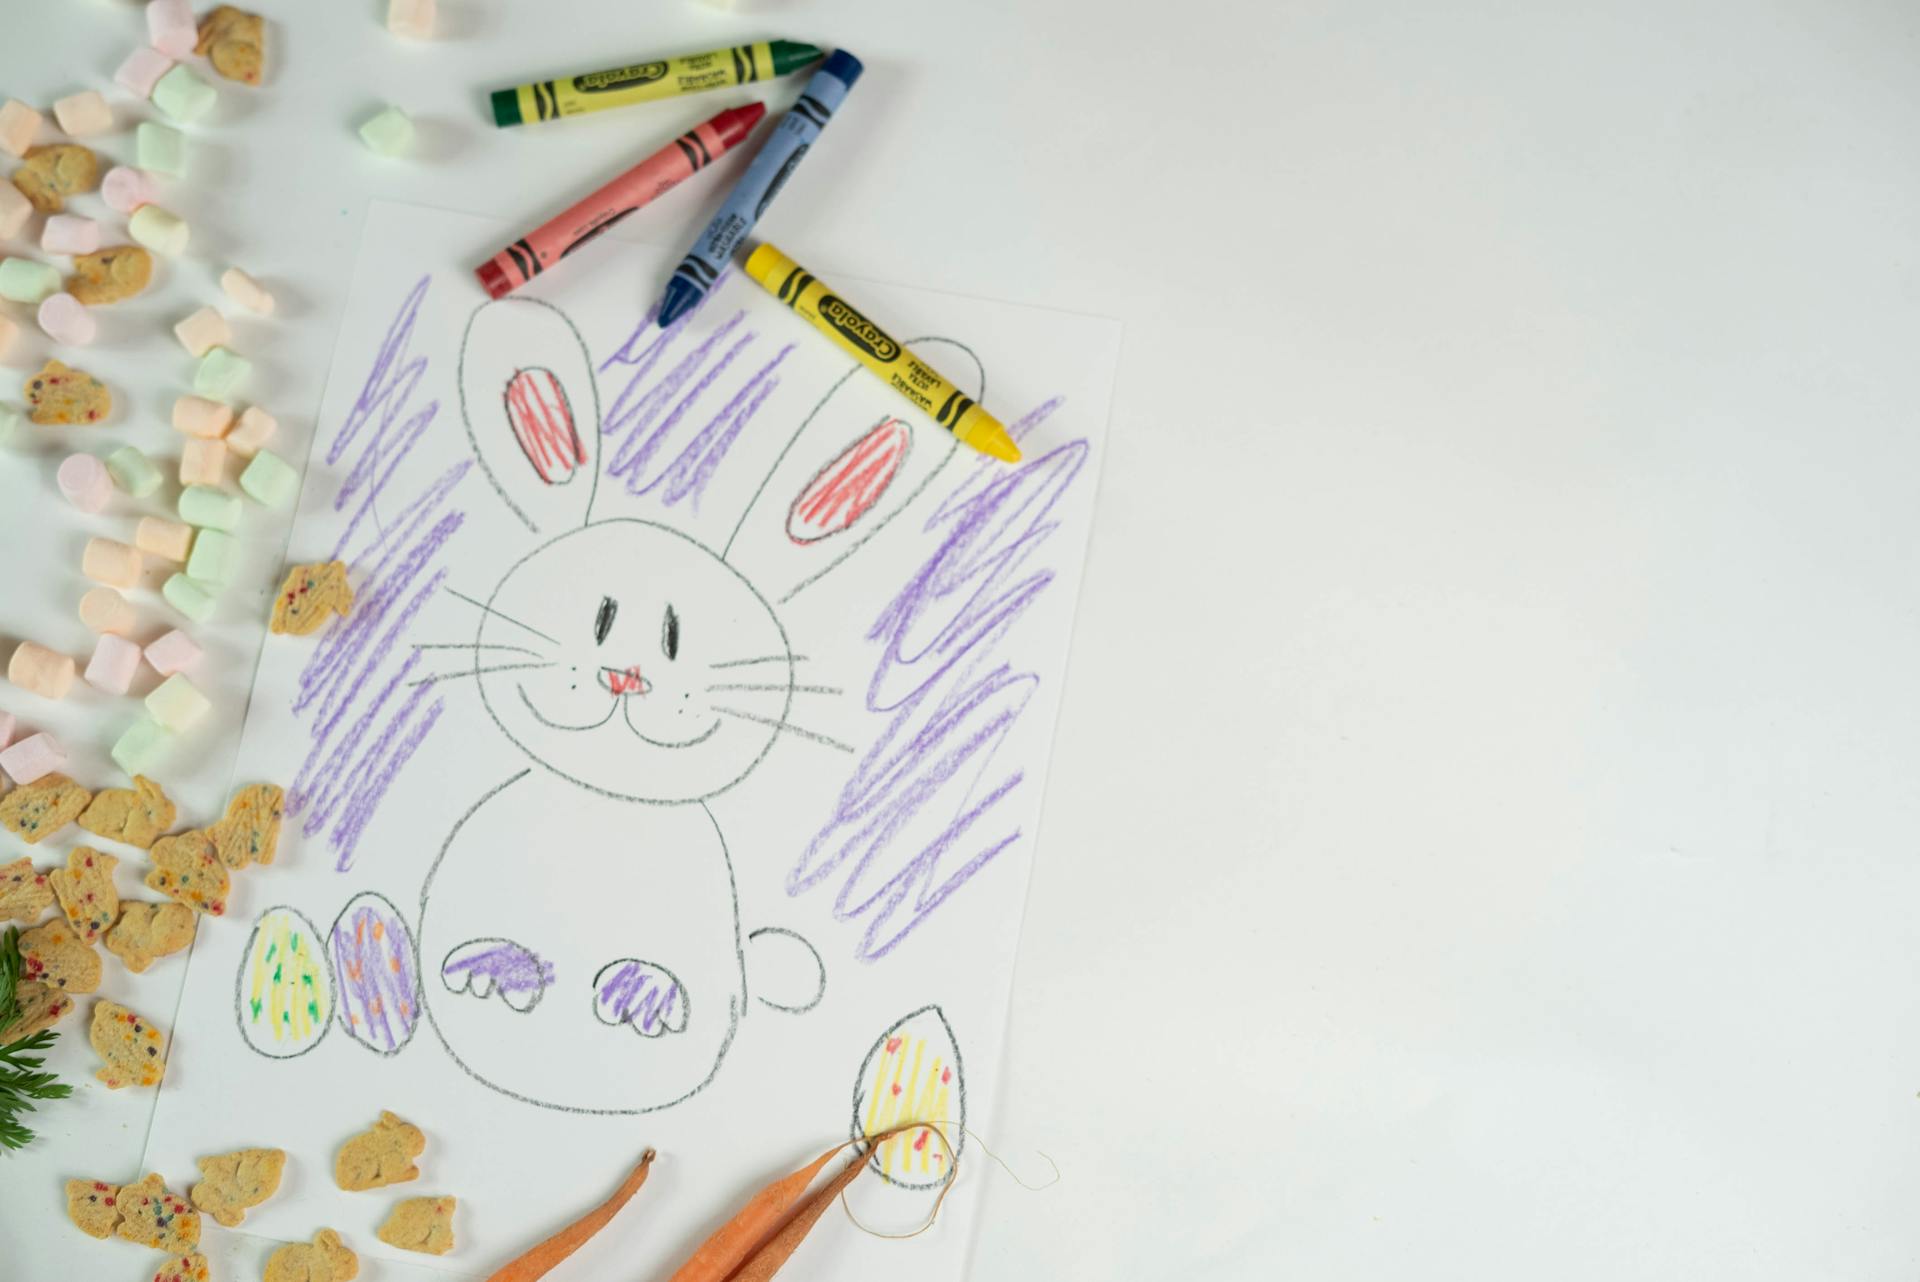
[491,40,824,127]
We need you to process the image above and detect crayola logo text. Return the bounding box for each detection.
[818,296,900,361]
[575,63,669,92]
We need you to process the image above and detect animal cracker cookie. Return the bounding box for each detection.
[190,1145,285,1226]
[12,142,100,212]
[65,1177,123,1238]
[91,998,167,1088]
[271,561,354,636]
[69,245,154,305]
[213,782,284,868]
[25,359,113,425]
[0,855,53,922]
[0,773,94,843]
[376,1196,456,1256]
[152,1255,211,1282]
[146,829,230,916]
[49,846,119,943]
[263,1228,359,1282]
[79,775,177,849]
[113,1172,200,1252]
[19,918,101,993]
[197,5,266,86]
[105,901,197,973]
[333,1110,424,1190]
[4,980,74,1044]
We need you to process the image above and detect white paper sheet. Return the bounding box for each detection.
[145,200,1117,1277]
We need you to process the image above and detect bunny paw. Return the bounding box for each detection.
[440,937,553,1013]
[592,959,687,1037]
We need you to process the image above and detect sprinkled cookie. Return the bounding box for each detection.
[146,829,230,916]
[25,359,113,425]
[113,1172,200,1252]
[0,773,93,843]
[12,143,100,213]
[333,1110,424,1190]
[263,1228,359,1282]
[65,1177,123,1239]
[91,998,168,1088]
[213,782,284,868]
[376,1196,455,1256]
[49,846,119,944]
[190,1145,285,1226]
[152,1255,211,1282]
[4,980,74,1044]
[271,561,354,636]
[20,918,101,993]
[0,856,54,922]
[79,775,177,849]
[105,901,198,973]
[197,5,266,86]
[69,245,154,305]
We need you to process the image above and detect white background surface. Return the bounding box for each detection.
[4,1,1920,1278]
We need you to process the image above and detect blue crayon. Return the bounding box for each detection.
[654,49,863,328]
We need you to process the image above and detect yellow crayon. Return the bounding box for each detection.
[490,40,824,127]
[744,244,1022,464]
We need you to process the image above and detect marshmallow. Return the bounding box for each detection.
[179,437,227,486]
[38,293,96,346]
[147,0,198,58]
[0,314,13,358]
[0,712,12,751]
[187,528,238,584]
[144,629,201,676]
[0,182,30,238]
[41,214,102,256]
[152,66,215,124]
[178,484,241,530]
[81,587,135,634]
[116,47,176,99]
[130,205,189,255]
[0,99,41,158]
[136,121,186,176]
[86,633,142,694]
[220,267,274,316]
[239,450,298,507]
[146,673,209,729]
[0,258,61,304]
[112,718,171,776]
[1,732,67,785]
[101,165,157,214]
[172,395,235,438]
[194,347,250,400]
[9,642,77,701]
[51,90,112,138]
[106,446,163,497]
[173,306,230,357]
[359,105,414,157]
[162,573,217,622]
[137,516,195,561]
[57,453,111,512]
[227,406,277,457]
[0,405,20,446]
[83,536,143,588]
[388,0,436,38]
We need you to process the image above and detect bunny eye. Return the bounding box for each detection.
[594,596,617,645]
[662,605,680,661]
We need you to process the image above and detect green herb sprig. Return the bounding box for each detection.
[0,926,75,1152]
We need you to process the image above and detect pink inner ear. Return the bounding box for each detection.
[787,418,912,545]
[503,366,585,485]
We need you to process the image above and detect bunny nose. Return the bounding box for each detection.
[598,665,650,696]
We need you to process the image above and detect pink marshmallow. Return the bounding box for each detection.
[0,731,65,785]
[102,166,157,215]
[85,633,142,695]
[42,214,101,256]
[116,47,176,98]
[38,293,96,346]
[143,628,202,676]
[51,90,112,138]
[0,181,31,238]
[57,453,112,513]
[0,711,13,750]
[146,0,197,58]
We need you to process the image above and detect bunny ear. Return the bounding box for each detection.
[721,337,976,604]
[459,298,601,535]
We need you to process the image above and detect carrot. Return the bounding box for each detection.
[724,1146,871,1282]
[484,1147,656,1282]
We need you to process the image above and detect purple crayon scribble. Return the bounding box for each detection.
[443,940,554,1000]
[593,960,686,1034]
[792,399,1090,960]
[329,899,421,1054]
[285,275,473,872]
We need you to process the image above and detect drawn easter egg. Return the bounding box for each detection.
[329,891,421,1055]
[237,906,335,1059]
[851,1003,965,1188]
[787,417,912,545]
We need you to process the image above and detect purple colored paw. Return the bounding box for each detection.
[441,937,553,1013]
[592,959,687,1037]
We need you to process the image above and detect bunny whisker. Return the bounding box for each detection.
[706,682,842,695]
[413,642,548,658]
[708,653,809,670]
[444,587,562,645]
[711,706,857,754]
[410,660,556,688]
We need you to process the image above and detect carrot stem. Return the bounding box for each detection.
[485,1147,656,1282]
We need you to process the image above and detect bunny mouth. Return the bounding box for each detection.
[517,684,620,732]
[621,696,721,748]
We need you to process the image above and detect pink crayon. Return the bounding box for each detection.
[476,102,764,299]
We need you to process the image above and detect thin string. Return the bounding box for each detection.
[839,1120,1059,1241]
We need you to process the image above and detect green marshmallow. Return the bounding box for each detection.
[136,121,187,176]
[178,484,241,530]
[145,673,211,730]
[0,404,20,446]
[358,105,414,157]
[239,449,298,507]
[151,65,216,124]
[186,528,238,585]
[194,346,251,400]
[0,257,60,304]
[162,573,217,622]
[111,718,173,776]
[105,445,163,497]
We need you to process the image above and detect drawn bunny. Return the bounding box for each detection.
[406,296,961,1113]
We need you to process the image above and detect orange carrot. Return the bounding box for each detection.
[724,1148,871,1282]
[662,1143,845,1282]
[484,1147,656,1282]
